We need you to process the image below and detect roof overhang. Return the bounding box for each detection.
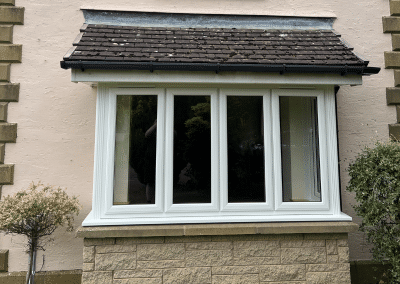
[70,68,363,86]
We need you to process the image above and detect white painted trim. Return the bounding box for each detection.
[219,89,274,212]
[83,85,349,226]
[71,69,362,86]
[164,88,219,212]
[272,89,330,212]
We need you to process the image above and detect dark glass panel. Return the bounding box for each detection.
[173,96,212,204]
[227,96,265,203]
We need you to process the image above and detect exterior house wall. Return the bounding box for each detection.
[0,0,394,279]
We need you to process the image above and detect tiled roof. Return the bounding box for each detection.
[63,24,366,67]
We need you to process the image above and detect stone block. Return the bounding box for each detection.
[186,241,232,250]
[212,265,259,275]
[0,102,8,121]
[303,233,347,240]
[0,64,10,82]
[327,254,339,263]
[233,241,280,258]
[232,256,280,266]
[389,123,400,140]
[397,105,400,123]
[306,263,350,272]
[116,237,164,245]
[84,238,115,246]
[383,16,400,33]
[114,269,163,279]
[211,274,259,284]
[96,244,136,254]
[395,70,400,87]
[0,83,18,102]
[82,271,112,284]
[259,264,306,282]
[0,7,24,24]
[0,143,4,163]
[186,249,233,267]
[137,243,184,261]
[0,123,16,142]
[114,278,162,284]
[95,252,136,271]
[0,44,22,62]
[326,240,338,255]
[337,238,349,247]
[0,26,12,43]
[83,246,95,263]
[137,259,185,269]
[306,271,351,284]
[0,164,13,184]
[165,235,211,243]
[163,267,211,284]
[281,247,327,264]
[0,249,8,272]
[391,1,400,16]
[0,0,15,5]
[385,52,400,68]
[338,247,350,263]
[280,240,325,248]
[393,34,400,51]
[386,88,400,104]
[83,262,94,271]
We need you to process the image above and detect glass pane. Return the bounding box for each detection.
[227,96,265,203]
[113,95,158,205]
[173,96,211,204]
[280,96,321,202]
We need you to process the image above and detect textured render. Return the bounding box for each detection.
[82,234,351,284]
[0,0,393,273]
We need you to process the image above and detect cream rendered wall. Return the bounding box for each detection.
[0,0,393,272]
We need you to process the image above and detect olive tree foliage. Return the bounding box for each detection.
[0,182,81,283]
[347,141,400,282]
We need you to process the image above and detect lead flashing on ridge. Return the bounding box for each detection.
[82,9,336,30]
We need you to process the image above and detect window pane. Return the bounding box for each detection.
[173,96,211,204]
[113,95,158,205]
[227,96,265,203]
[280,96,321,202]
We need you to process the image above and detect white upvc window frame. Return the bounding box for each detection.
[83,84,348,226]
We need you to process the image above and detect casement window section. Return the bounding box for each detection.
[61,11,380,226]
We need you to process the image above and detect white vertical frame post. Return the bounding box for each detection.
[219,89,274,212]
[165,88,219,213]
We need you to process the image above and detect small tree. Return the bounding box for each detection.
[347,141,400,282]
[0,182,81,284]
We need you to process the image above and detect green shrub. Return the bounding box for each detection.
[347,141,400,282]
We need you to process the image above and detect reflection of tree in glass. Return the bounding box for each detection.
[128,96,158,202]
[227,96,265,202]
[184,100,211,193]
[173,96,211,203]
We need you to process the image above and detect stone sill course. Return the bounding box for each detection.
[76,221,358,238]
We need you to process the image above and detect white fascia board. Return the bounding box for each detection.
[71,69,362,86]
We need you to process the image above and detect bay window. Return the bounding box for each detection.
[84,85,347,226]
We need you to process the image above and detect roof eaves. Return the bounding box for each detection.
[60,60,380,76]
